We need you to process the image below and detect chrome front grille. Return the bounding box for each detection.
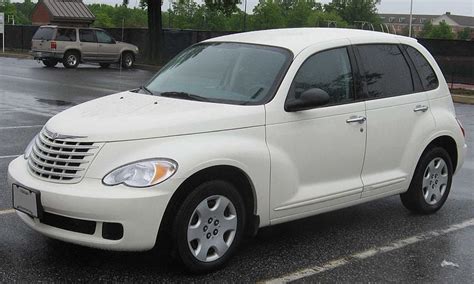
[28,129,100,183]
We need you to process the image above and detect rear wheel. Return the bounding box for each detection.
[62,51,80,69]
[401,147,453,214]
[99,63,110,68]
[42,59,58,68]
[121,52,134,69]
[173,180,246,273]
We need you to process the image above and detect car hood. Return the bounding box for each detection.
[43,92,265,142]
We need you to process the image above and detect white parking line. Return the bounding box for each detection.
[264,218,474,283]
[0,209,15,215]
[0,155,20,159]
[0,125,43,130]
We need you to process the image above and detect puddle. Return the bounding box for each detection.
[36,98,76,107]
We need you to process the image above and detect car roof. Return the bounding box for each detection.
[39,25,102,31]
[205,28,417,56]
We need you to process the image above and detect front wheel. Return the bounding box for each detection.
[401,147,453,214]
[121,52,134,69]
[173,180,246,273]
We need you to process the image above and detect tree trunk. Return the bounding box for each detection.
[147,0,162,64]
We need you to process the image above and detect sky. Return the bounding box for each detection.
[80,0,474,16]
[12,0,474,16]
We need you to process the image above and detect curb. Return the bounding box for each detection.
[452,95,474,105]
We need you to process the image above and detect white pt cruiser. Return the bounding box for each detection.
[8,28,467,272]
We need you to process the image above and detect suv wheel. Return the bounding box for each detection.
[401,147,453,214]
[63,51,80,69]
[121,52,134,69]
[173,180,246,273]
[42,59,58,68]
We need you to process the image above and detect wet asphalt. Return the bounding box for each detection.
[0,57,473,282]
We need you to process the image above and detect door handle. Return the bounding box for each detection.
[413,105,429,112]
[346,115,367,124]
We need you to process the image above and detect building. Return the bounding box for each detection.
[379,12,474,37]
[31,0,95,27]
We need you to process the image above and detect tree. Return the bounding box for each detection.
[430,21,455,39]
[307,11,347,27]
[457,27,471,40]
[250,0,286,30]
[285,0,321,28]
[204,0,239,17]
[418,21,433,38]
[324,0,381,25]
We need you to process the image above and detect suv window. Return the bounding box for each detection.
[357,44,414,98]
[79,29,96,43]
[287,47,354,106]
[96,30,115,44]
[55,28,76,42]
[32,27,54,40]
[404,45,439,91]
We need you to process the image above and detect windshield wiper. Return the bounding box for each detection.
[139,85,154,95]
[159,91,209,102]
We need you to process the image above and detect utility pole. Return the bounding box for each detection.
[409,0,413,37]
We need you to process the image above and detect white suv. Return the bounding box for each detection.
[8,28,466,272]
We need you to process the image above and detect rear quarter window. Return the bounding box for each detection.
[404,45,439,91]
[32,27,55,40]
[55,28,77,42]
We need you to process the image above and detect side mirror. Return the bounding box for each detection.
[285,88,330,112]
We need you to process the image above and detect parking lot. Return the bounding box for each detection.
[0,56,473,282]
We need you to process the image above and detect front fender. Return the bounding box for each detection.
[85,127,271,226]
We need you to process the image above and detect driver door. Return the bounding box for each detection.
[265,43,367,221]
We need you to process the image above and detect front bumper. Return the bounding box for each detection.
[30,50,63,60]
[7,157,182,251]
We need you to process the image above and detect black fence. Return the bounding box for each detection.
[1,25,473,84]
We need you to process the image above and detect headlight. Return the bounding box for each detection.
[24,135,38,160]
[102,159,177,188]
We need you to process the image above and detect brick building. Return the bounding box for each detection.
[379,12,473,38]
[31,0,95,27]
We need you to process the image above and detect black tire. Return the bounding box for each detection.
[400,147,453,214]
[121,52,134,69]
[62,51,80,69]
[42,59,58,68]
[99,63,111,68]
[172,180,246,273]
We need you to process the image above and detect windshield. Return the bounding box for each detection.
[146,42,292,105]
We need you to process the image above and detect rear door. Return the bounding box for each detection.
[95,30,120,62]
[355,44,436,197]
[54,28,77,54]
[31,26,55,52]
[78,29,98,61]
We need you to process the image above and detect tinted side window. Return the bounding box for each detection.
[358,44,414,98]
[287,47,354,107]
[79,29,96,43]
[55,28,76,42]
[404,45,439,90]
[32,27,54,40]
[96,30,115,44]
